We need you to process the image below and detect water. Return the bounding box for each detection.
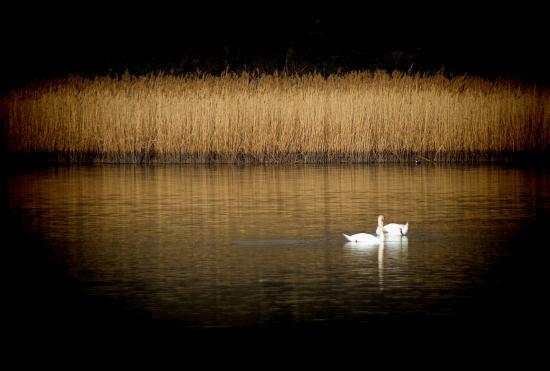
[4,164,548,356]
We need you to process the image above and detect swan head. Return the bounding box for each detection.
[377,215,387,229]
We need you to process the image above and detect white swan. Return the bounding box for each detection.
[376,221,408,236]
[343,215,386,243]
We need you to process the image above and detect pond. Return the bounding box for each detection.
[4,163,547,357]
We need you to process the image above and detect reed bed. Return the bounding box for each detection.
[2,70,549,163]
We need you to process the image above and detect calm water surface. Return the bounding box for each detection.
[5,164,548,348]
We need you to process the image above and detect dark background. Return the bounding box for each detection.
[2,3,548,93]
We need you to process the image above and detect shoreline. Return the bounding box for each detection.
[3,150,549,165]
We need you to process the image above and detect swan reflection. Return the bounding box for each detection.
[344,236,408,291]
[344,235,408,250]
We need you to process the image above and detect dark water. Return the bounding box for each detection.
[4,164,548,360]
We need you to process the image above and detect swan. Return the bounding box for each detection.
[343,215,386,243]
[376,221,408,236]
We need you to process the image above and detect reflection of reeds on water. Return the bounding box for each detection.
[2,70,548,163]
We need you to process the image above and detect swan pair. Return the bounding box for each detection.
[343,215,408,243]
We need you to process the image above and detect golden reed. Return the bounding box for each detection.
[2,70,549,163]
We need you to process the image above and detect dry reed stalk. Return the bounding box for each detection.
[1,70,549,163]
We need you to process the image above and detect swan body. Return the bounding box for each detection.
[376,222,408,236]
[343,232,380,243]
[344,215,386,244]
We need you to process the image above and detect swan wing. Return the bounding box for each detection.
[376,223,409,235]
